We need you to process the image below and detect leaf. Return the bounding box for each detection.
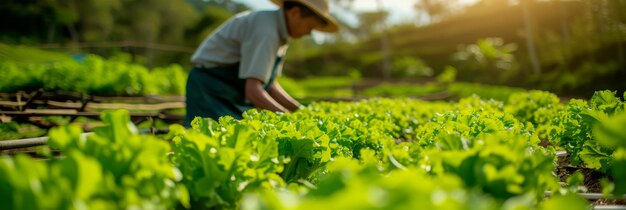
[256,136,279,169]
[590,90,623,114]
[593,112,626,148]
[317,135,331,163]
[192,117,218,136]
[194,176,220,199]
[228,125,254,151]
[435,134,469,151]
[48,124,84,149]
[580,109,609,125]
[566,171,585,192]
[94,109,137,142]
[540,193,589,210]
[579,143,612,170]
[177,185,190,209]
[613,149,626,195]
[280,138,315,161]
[59,151,102,200]
[217,148,237,172]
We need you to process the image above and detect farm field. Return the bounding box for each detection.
[2,0,626,209]
[1,46,625,210]
[2,86,625,209]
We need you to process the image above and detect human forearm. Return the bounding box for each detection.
[267,82,300,112]
[245,79,289,113]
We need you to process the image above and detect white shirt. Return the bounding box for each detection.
[191,9,290,84]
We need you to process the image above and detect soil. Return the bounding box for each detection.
[556,153,626,205]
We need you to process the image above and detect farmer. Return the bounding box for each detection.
[185,0,339,127]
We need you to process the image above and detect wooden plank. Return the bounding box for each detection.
[47,101,185,110]
[92,95,185,102]
[0,101,22,106]
[2,110,148,118]
[23,109,78,114]
[0,110,184,122]
[1,92,185,103]
[1,100,184,110]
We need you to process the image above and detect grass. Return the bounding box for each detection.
[0,43,73,64]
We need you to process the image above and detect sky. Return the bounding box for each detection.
[233,0,479,26]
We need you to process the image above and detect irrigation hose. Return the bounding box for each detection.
[0,129,169,150]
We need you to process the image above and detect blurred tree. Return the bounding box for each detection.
[0,0,79,43]
[413,0,458,23]
[185,6,233,46]
[436,66,457,83]
[356,11,389,38]
[0,0,247,66]
[187,0,248,13]
[391,57,433,78]
[530,0,625,92]
[105,0,198,66]
[452,37,519,82]
[70,0,122,42]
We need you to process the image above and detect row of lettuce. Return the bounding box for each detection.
[0,55,187,96]
[1,50,519,101]
[1,90,625,209]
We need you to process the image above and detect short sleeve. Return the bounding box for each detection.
[239,34,281,83]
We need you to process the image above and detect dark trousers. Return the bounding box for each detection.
[184,65,252,127]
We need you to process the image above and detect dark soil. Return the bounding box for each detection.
[556,153,626,205]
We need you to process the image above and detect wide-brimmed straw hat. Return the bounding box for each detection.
[271,0,339,33]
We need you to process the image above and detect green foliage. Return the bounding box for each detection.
[0,55,187,96]
[0,61,46,92]
[150,64,188,95]
[593,109,626,195]
[285,2,624,96]
[288,76,358,99]
[243,159,503,210]
[5,89,618,209]
[565,171,586,193]
[0,110,188,209]
[438,135,554,200]
[0,122,46,140]
[276,77,307,99]
[505,90,562,140]
[533,1,626,93]
[0,43,72,64]
[390,56,433,78]
[552,90,624,173]
[612,150,626,195]
[539,193,589,210]
[281,75,526,101]
[448,82,526,102]
[361,83,443,97]
[436,65,457,83]
[452,37,519,82]
[414,0,457,22]
[186,5,233,44]
[298,76,357,90]
[170,119,285,209]
[506,91,561,126]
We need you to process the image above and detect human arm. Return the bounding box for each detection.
[245,78,289,113]
[267,80,301,112]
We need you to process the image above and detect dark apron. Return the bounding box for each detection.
[185,57,282,127]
